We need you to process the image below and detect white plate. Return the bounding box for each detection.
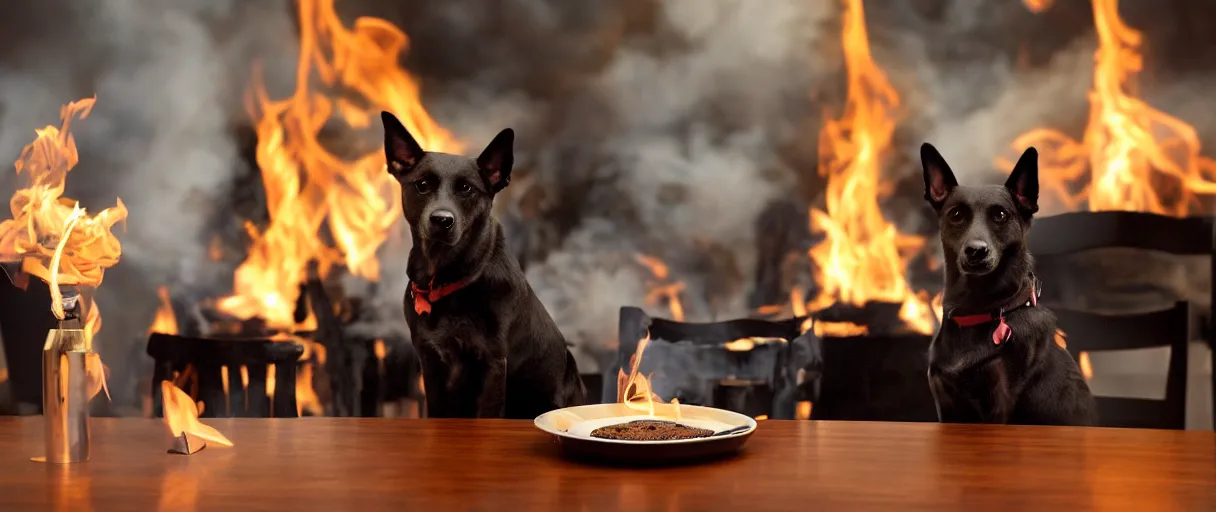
[534,403,758,464]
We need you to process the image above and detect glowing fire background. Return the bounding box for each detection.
[0,0,1213,417]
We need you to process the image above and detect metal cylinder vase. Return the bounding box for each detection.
[42,327,90,463]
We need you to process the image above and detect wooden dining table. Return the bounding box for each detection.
[1,417,1214,511]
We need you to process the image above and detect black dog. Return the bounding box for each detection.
[921,143,1096,426]
[381,112,586,419]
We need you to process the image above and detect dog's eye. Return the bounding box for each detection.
[992,209,1009,223]
[456,181,473,195]
[413,179,432,194]
[947,207,965,224]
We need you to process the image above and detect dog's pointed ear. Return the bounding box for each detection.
[477,128,514,194]
[920,143,958,211]
[382,111,425,179]
[1004,147,1040,217]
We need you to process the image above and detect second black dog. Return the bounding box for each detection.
[921,142,1096,426]
[382,112,586,419]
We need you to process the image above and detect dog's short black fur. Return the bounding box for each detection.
[381,112,585,419]
[921,143,1096,426]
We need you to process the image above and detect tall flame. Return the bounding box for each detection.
[1003,0,1216,214]
[161,380,233,448]
[217,0,461,329]
[148,286,179,335]
[804,0,934,336]
[0,97,126,349]
[616,333,682,420]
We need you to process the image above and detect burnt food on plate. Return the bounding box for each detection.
[590,420,714,441]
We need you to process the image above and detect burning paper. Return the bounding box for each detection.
[0,97,127,296]
[0,97,124,403]
[161,381,233,454]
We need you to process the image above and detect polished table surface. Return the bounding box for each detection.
[1,417,1214,511]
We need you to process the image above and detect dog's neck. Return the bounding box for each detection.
[407,215,500,287]
[943,247,1036,315]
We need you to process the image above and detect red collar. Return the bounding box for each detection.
[947,278,1041,346]
[410,277,471,315]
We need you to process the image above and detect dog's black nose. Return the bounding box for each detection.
[429,211,455,230]
[963,241,989,261]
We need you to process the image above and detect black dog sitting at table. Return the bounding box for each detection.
[381,112,586,419]
[920,142,1096,426]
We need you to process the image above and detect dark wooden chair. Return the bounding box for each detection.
[1055,302,1190,429]
[613,307,811,419]
[147,333,304,418]
[1029,211,1213,429]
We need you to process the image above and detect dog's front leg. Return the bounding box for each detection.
[981,360,1014,424]
[475,356,507,418]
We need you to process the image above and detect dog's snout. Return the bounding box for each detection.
[963,241,990,261]
[429,210,455,230]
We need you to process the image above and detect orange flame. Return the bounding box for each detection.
[1004,0,1216,215]
[804,0,934,336]
[160,380,233,448]
[1023,0,1054,13]
[635,254,686,321]
[1054,329,1093,381]
[217,0,461,329]
[148,286,179,335]
[795,400,813,420]
[0,97,126,348]
[616,333,682,420]
[1078,351,1094,381]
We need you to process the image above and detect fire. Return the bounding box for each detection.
[0,97,127,347]
[616,333,682,420]
[148,286,178,335]
[217,0,461,329]
[1078,352,1094,381]
[796,400,813,420]
[1004,0,1216,215]
[1053,329,1093,381]
[635,254,686,321]
[803,0,935,336]
[1023,0,1054,13]
[160,381,233,448]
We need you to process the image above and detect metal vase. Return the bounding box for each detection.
[42,327,90,463]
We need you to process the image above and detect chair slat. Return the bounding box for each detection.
[1055,302,1189,430]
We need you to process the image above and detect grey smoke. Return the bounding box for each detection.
[3,0,1214,410]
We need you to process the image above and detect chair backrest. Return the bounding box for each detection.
[1055,302,1190,430]
[1029,212,1212,430]
[1028,211,1211,256]
[614,307,809,417]
[147,333,304,418]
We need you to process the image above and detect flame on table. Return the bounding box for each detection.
[1003,0,1216,215]
[161,381,233,448]
[616,333,682,420]
[216,0,461,330]
[803,0,935,337]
